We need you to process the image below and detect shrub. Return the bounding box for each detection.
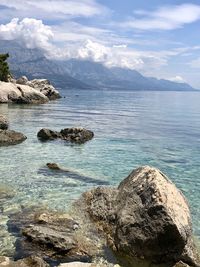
[0,53,11,82]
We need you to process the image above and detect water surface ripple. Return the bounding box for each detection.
[0,89,200,254]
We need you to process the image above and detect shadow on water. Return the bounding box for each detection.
[38,165,110,186]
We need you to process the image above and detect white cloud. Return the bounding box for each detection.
[123,4,200,31]
[0,18,53,51]
[0,17,189,70]
[74,40,170,70]
[0,0,109,20]
[168,76,185,83]
[77,39,109,62]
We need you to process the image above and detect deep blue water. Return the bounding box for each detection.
[0,89,200,255]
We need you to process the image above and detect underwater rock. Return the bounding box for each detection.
[45,163,109,185]
[0,129,27,146]
[0,256,49,267]
[37,127,94,144]
[82,166,200,267]
[8,210,94,263]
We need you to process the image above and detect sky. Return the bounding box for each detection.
[0,0,200,87]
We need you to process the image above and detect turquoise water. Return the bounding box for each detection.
[0,89,200,254]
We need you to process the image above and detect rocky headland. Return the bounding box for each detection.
[2,166,200,267]
[0,76,61,104]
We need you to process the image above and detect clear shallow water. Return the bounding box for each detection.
[0,89,200,254]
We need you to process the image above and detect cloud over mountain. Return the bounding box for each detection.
[0,18,53,50]
[1,1,200,87]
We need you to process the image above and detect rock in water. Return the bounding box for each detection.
[0,114,8,130]
[60,127,94,144]
[37,127,94,144]
[116,166,194,263]
[46,162,61,170]
[37,128,61,141]
[8,210,93,263]
[83,166,200,266]
[0,129,27,146]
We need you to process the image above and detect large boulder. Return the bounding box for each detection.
[27,79,61,100]
[0,81,48,104]
[83,166,200,266]
[0,129,27,146]
[0,114,8,129]
[37,127,94,144]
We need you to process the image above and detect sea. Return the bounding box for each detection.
[0,88,200,256]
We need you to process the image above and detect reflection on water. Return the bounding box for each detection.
[0,89,200,257]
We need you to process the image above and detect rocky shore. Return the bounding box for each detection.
[0,76,61,104]
[2,166,199,267]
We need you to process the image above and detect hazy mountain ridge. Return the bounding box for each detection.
[0,40,196,91]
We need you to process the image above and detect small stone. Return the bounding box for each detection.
[0,115,8,130]
[16,76,28,85]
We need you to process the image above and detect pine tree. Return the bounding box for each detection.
[0,53,11,82]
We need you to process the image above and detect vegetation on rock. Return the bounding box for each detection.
[0,53,11,82]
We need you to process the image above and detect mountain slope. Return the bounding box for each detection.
[0,40,91,89]
[62,59,196,91]
[0,40,197,91]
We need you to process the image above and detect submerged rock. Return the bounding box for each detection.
[37,127,94,144]
[45,163,109,185]
[82,166,200,267]
[0,114,8,130]
[0,256,49,267]
[0,129,27,146]
[8,210,94,263]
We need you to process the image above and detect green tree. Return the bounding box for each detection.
[0,53,11,82]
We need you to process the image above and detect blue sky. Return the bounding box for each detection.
[0,0,200,87]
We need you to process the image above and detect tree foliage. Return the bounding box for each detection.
[0,53,11,82]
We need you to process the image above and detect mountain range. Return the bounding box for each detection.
[0,40,197,91]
